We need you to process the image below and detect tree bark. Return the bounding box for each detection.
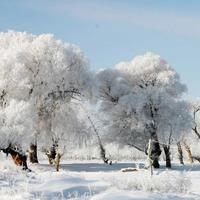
[145,139,161,168]
[145,122,162,168]
[148,128,161,168]
[151,158,159,168]
[163,145,171,168]
[2,145,29,170]
[145,138,161,168]
[100,143,111,164]
[46,143,57,165]
[55,153,62,171]
[183,141,193,164]
[151,140,161,168]
[177,142,184,165]
[46,153,53,165]
[20,155,29,170]
[29,143,39,163]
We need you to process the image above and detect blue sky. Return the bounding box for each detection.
[1,0,200,97]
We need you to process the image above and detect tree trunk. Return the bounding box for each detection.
[46,153,53,165]
[12,153,28,170]
[145,122,162,168]
[177,142,184,165]
[46,143,57,165]
[29,143,39,163]
[151,158,159,168]
[183,141,193,164]
[21,155,29,170]
[145,140,161,168]
[163,145,171,168]
[85,113,112,165]
[151,140,161,168]
[150,133,161,168]
[55,153,62,171]
[2,146,29,170]
[100,143,109,164]
[145,138,161,168]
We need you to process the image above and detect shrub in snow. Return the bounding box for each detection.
[106,171,190,193]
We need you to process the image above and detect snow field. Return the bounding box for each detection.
[0,158,199,200]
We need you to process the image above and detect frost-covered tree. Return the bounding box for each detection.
[0,31,92,168]
[96,53,191,168]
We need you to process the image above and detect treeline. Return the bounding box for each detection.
[0,31,199,171]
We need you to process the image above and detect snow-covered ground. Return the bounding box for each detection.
[0,157,200,200]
